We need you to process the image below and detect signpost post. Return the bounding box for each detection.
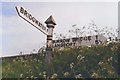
[16,6,56,79]
[45,16,56,79]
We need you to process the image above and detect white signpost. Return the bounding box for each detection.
[16,6,56,79]
[16,6,48,35]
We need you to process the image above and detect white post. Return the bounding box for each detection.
[45,15,56,79]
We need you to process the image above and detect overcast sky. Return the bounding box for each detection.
[0,1,118,57]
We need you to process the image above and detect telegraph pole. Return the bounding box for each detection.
[45,15,56,79]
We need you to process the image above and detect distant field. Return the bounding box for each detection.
[2,42,120,79]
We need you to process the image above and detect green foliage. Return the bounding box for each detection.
[2,42,120,79]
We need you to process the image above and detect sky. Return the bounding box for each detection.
[0,1,118,57]
[0,0,119,2]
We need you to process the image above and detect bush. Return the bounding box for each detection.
[2,42,120,79]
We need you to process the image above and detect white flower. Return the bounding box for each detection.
[51,73,58,79]
[91,72,98,77]
[77,54,85,61]
[53,73,57,77]
[13,59,16,62]
[39,73,42,76]
[30,76,33,78]
[64,72,70,77]
[34,77,38,79]
[110,57,113,60]
[108,57,113,61]
[80,56,85,61]
[43,74,47,78]
[70,62,74,69]
[43,71,46,74]
[75,74,82,78]
[34,58,37,61]
[77,54,82,60]
[98,61,103,65]
[38,60,40,62]
[20,74,23,77]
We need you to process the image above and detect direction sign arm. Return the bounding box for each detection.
[15,6,48,35]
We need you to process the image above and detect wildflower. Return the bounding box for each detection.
[77,54,82,60]
[26,77,29,78]
[34,58,37,61]
[13,59,16,62]
[64,72,70,77]
[107,57,113,61]
[20,57,23,61]
[98,61,103,65]
[30,76,33,78]
[26,71,29,74]
[70,62,74,69]
[110,57,113,60]
[80,56,85,61]
[20,74,23,77]
[51,73,58,79]
[91,72,98,78]
[75,74,82,78]
[43,74,47,78]
[38,60,40,62]
[34,77,38,79]
[39,73,42,76]
[43,71,46,74]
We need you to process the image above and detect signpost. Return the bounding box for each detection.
[16,6,56,79]
[16,6,48,35]
[45,16,56,79]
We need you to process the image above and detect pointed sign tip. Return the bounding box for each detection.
[45,15,56,25]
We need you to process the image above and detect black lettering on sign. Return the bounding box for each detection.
[80,37,83,41]
[109,37,112,41]
[35,20,39,25]
[38,22,41,27]
[24,10,28,17]
[20,7,24,14]
[95,40,99,44]
[41,23,43,28]
[88,36,91,41]
[29,14,32,20]
[32,17,35,22]
[96,35,98,40]
[84,37,87,41]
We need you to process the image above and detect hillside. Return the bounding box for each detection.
[2,42,120,79]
